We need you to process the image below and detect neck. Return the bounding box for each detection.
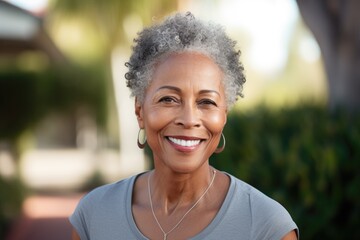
[150,165,215,214]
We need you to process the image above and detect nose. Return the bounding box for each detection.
[174,103,201,128]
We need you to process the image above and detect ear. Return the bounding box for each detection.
[135,97,145,129]
[223,107,228,127]
[223,114,227,126]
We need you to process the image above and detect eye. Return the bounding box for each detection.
[198,99,217,106]
[159,96,178,104]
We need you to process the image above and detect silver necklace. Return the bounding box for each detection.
[147,169,216,240]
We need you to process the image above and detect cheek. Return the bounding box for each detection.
[203,110,227,133]
[144,107,171,132]
[143,107,172,153]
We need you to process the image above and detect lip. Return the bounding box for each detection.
[166,136,204,152]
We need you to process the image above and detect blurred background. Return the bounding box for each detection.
[0,0,359,239]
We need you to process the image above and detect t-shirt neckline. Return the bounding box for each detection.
[125,171,236,239]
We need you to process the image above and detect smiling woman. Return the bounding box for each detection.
[136,52,227,174]
[69,12,298,240]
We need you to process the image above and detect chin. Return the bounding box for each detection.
[164,160,209,175]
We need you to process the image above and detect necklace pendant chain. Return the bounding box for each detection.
[148,168,217,240]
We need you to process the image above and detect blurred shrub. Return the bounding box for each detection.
[0,63,107,141]
[0,63,108,237]
[0,176,26,239]
[210,104,360,239]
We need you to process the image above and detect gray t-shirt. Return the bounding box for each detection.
[70,173,298,240]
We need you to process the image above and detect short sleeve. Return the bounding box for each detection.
[69,194,92,240]
[250,189,298,240]
[69,186,107,240]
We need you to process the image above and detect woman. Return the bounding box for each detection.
[70,12,298,240]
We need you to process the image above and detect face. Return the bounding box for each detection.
[135,52,227,173]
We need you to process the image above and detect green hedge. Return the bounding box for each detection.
[0,64,107,141]
[0,64,108,237]
[210,104,360,240]
[0,176,26,239]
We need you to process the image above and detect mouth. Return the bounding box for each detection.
[167,137,201,147]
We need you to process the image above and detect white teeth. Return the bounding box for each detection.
[168,137,200,147]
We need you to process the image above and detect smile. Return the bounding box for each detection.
[167,137,201,147]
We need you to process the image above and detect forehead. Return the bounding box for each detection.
[150,52,224,88]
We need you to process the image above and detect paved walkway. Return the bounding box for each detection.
[5,194,83,240]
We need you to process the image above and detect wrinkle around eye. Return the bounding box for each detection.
[158,96,180,104]
[196,97,221,109]
[198,99,218,106]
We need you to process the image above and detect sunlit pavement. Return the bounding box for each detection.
[6,194,84,240]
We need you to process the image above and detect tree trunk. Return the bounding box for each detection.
[111,46,146,176]
[296,0,360,111]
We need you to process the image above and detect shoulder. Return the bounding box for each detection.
[229,175,281,207]
[69,174,140,240]
[229,175,292,218]
[79,175,136,208]
[228,174,298,240]
[70,174,137,227]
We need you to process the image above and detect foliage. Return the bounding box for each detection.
[0,63,108,237]
[50,0,177,49]
[0,63,108,141]
[210,104,360,239]
[0,176,26,239]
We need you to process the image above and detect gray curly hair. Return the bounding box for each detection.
[125,12,246,108]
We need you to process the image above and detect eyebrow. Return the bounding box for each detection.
[199,89,220,96]
[156,85,220,96]
[156,85,181,92]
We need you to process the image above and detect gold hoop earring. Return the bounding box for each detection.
[137,129,147,149]
[214,133,225,153]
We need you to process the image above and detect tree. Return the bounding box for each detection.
[49,0,178,175]
[50,0,177,55]
[296,0,360,111]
